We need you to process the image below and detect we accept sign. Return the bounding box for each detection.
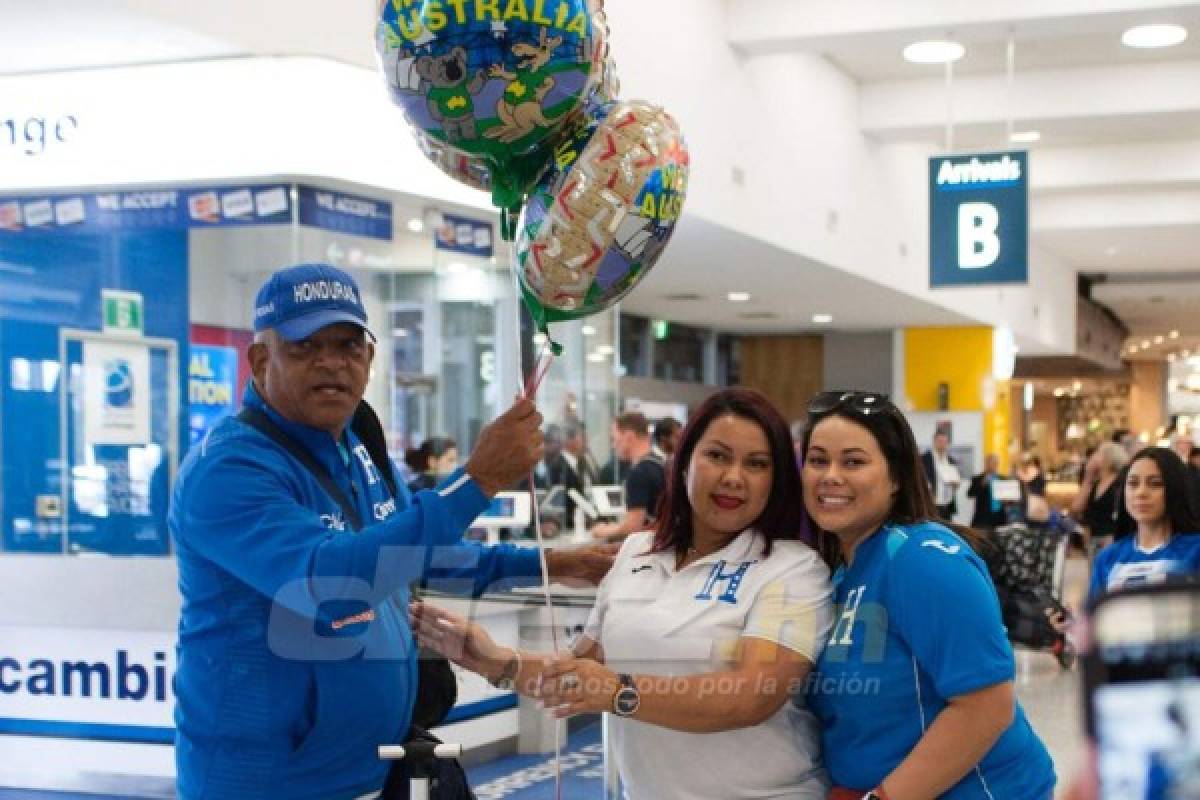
[929,151,1029,287]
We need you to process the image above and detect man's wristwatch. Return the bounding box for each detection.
[861,788,889,800]
[489,651,519,691]
[612,673,640,717]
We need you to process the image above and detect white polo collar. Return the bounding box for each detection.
[640,528,763,575]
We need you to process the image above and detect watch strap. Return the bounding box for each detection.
[489,650,520,690]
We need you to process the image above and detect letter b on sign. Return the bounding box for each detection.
[958,203,1000,269]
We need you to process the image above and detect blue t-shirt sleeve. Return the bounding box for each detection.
[1181,535,1200,574]
[888,534,1014,699]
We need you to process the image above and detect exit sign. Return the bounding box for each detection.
[102,289,144,335]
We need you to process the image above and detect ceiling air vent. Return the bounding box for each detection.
[661,292,703,302]
[738,312,778,320]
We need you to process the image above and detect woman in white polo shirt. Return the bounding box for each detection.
[413,387,834,799]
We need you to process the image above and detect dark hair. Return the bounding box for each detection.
[614,411,650,437]
[650,388,809,560]
[406,436,457,474]
[653,417,682,448]
[800,401,987,561]
[1113,447,1200,537]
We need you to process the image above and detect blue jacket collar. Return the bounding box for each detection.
[242,380,354,464]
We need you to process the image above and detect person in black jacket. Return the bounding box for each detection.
[968,454,1008,530]
[920,431,961,521]
[1172,433,1200,515]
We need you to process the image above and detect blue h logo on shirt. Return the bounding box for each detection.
[694,560,757,604]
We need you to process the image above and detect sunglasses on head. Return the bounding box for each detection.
[807,390,893,416]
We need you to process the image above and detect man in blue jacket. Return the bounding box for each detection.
[170,263,612,800]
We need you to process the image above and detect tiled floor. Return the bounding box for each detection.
[0,558,1095,800]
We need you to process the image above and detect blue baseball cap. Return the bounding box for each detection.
[253,263,372,342]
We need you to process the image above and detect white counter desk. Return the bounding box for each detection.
[0,550,596,796]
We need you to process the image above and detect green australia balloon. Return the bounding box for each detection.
[376,0,608,213]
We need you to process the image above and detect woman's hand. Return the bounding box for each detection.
[537,656,620,718]
[410,601,512,683]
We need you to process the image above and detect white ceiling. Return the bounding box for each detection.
[1036,227,1200,274]
[0,0,243,74]
[820,12,1200,84]
[1092,278,1200,358]
[621,217,973,333]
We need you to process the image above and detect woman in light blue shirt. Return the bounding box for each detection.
[800,391,1055,800]
[1088,446,1200,604]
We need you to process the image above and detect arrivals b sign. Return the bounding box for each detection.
[929,151,1028,287]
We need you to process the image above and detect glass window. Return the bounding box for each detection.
[619,313,649,378]
[0,184,628,553]
[717,333,739,386]
[653,322,707,383]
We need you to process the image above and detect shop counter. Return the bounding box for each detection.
[0,552,594,795]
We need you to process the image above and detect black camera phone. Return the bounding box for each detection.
[1084,580,1200,799]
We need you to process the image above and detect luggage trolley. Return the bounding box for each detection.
[984,515,1077,669]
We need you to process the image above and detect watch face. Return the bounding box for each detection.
[614,687,640,716]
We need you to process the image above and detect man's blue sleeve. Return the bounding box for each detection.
[171,447,489,616]
[888,537,1014,699]
[421,542,543,597]
[392,460,544,596]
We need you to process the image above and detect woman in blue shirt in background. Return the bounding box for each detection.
[800,391,1055,800]
[1088,446,1200,603]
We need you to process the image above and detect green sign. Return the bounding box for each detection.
[653,319,670,340]
[102,290,144,335]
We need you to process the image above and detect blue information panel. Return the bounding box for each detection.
[297,187,393,241]
[0,228,189,555]
[188,345,239,446]
[929,150,1028,287]
[0,185,292,235]
[435,213,494,258]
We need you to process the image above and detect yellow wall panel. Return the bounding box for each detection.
[904,327,993,412]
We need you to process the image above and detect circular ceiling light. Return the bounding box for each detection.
[1122,24,1188,49]
[903,40,966,64]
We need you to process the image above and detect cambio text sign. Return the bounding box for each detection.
[929,151,1028,287]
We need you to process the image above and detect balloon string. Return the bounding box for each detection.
[520,337,563,800]
[524,342,555,402]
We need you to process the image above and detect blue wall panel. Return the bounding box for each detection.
[0,230,188,554]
